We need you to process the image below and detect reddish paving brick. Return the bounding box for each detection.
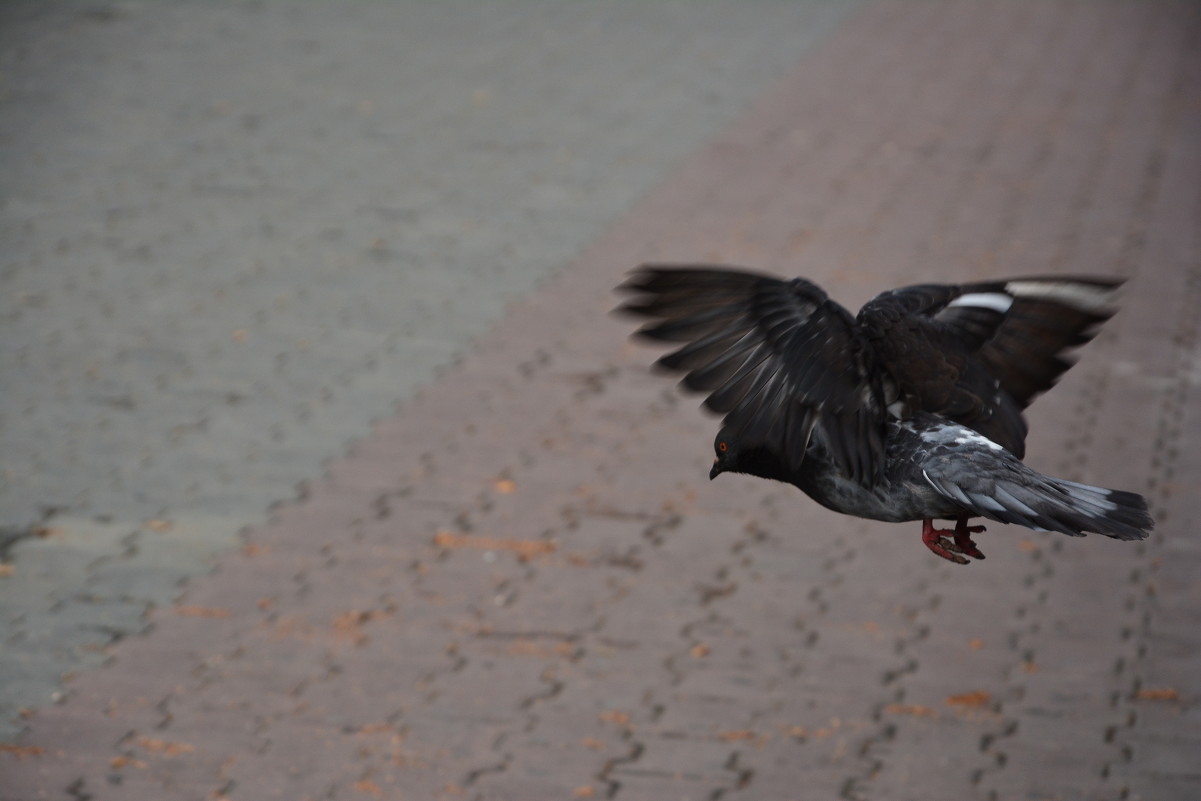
[5,2,1200,800]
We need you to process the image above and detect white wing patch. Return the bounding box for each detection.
[953,432,1004,451]
[1006,280,1118,315]
[947,292,1014,314]
[918,420,1006,451]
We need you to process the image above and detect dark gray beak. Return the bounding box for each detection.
[710,460,722,481]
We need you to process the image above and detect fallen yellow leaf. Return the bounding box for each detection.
[599,710,630,726]
[136,737,194,757]
[718,730,757,742]
[883,704,939,718]
[352,779,383,798]
[946,691,991,708]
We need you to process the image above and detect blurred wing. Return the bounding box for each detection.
[618,265,886,484]
[857,275,1122,457]
[975,276,1122,406]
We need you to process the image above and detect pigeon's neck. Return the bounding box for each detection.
[731,445,803,484]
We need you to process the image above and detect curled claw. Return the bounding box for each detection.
[952,518,986,560]
[921,517,986,564]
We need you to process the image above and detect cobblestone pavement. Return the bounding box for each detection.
[0,0,853,744]
[3,1,1200,800]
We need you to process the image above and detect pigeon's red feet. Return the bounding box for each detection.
[952,517,986,560]
[921,517,987,565]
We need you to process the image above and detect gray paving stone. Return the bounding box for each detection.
[0,0,856,739]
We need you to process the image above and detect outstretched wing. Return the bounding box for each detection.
[857,275,1122,456]
[617,265,888,485]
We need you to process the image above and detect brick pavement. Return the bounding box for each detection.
[0,0,853,742]
[4,1,1201,800]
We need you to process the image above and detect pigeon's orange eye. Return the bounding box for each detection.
[718,441,728,453]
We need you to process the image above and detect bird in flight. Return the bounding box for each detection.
[617,265,1152,564]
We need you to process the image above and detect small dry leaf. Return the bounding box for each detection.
[494,479,517,494]
[333,609,381,645]
[145,519,173,533]
[573,786,595,798]
[352,779,383,798]
[1022,661,1039,674]
[883,704,939,718]
[0,564,13,578]
[242,543,268,557]
[946,691,991,708]
[968,638,985,650]
[33,526,62,539]
[582,737,605,750]
[598,710,630,726]
[786,725,808,739]
[0,744,46,759]
[690,643,711,659]
[136,737,194,757]
[1017,540,1038,553]
[718,730,757,742]
[1135,687,1179,701]
[175,605,231,619]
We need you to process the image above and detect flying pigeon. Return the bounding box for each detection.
[617,265,1153,564]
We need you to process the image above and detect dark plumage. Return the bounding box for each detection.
[618,264,1153,564]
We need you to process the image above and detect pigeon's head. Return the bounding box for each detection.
[710,426,791,483]
[710,427,739,480]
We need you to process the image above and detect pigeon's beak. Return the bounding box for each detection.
[709,460,723,481]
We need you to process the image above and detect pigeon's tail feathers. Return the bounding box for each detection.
[1045,480,1152,541]
[922,449,1153,541]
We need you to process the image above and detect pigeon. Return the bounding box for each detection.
[617,265,1153,564]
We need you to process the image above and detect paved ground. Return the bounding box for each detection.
[0,0,853,744]
[2,1,1200,800]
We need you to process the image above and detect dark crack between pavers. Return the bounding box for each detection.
[710,750,754,800]
[598,740,645,800]
[462,747,511,797]
[65,776,92,801]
